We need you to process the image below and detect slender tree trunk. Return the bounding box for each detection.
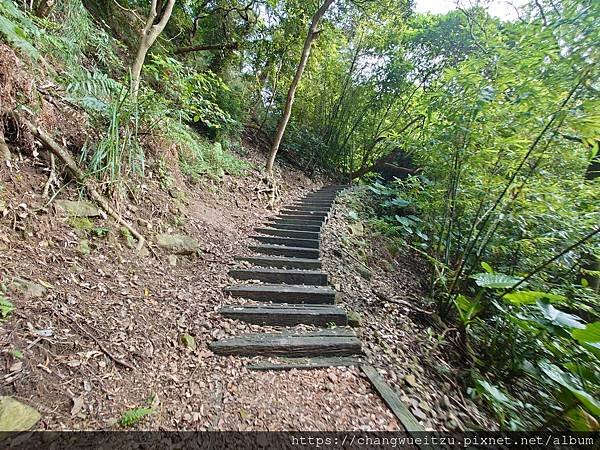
[131,0,176,99]
[265,0,335,174]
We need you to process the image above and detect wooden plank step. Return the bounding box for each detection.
[269,218,324,227]
[209,329,361,357]
[220,304,346,326]
[229,268,327,285]
[274,213,324,221]
[292,202,332,208]
[249,244,319,259]
[234,256,322,269]
[284,206,331,212]
[224,284,335,304]
[267,223,322,233]
[250,235,320,249]
[361,364,427,438]
[280,210,329,218]
[248,356,364,371]
[302,195,336,200]
[254,227,320,240]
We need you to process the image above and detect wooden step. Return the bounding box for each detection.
[248,356,365,371]
[224,284,335,304]
[275,213,324,222]
[250,235,320,249]
[284,206,331,212]
[280,210,329,218]
[269,218,324,227]
[294,198,333,204]
[229,268,328,285]
[234,256,322,269]
[220,304,346,326]
[292,203,332,208]
[209,329,361,357]
[249,244,319,259]
[302,195,336,200]
[267,223,322,233]
[254,227,320,240]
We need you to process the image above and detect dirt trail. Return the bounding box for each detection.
[1,148,399,431]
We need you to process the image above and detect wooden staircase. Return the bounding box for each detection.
[210,186,364,365]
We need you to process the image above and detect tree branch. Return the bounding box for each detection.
[174,41,238,55]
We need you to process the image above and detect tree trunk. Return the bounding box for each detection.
[131,0,176,99]
[265,0,335,174]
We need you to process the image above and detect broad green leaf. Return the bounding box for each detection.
[472,272,523,289]
[504,291,566,305]
[481,262,493,273]
[572,322,600,344]
[476,379,511,406]
[539,361,600,416]
[538,303,585,329]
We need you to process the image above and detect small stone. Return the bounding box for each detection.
[55,200,100,217]
[347,310,362,327]
[8,278,47,299]
[156,234,199,255]
[0,397,41,431]
[168,255,177,267]
[356,266,372,280]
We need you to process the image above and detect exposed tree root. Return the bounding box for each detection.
[7,108,147,251]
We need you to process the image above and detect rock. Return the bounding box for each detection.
[179,333,196,351]
[55,200,100,217]
[347,310,362,327]
[9,278,46,299]
[0,397,41,431]
[157,234,199,255]
[356,266,372,280]
[168,255,177,267]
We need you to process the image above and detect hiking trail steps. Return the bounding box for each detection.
[210,185,361,359]
[209,185,426,436]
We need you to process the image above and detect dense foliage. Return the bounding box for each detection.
[1,0,598,430]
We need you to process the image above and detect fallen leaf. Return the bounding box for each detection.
[71,396,84,416]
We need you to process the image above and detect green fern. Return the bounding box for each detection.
[67,70,122,102]
[0,0,40,59]
[119,407,153,428]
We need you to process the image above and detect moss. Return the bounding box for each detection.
[69,216,94,231]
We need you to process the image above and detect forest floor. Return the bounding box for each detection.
[1,140,496,430]
[0,42,494,431]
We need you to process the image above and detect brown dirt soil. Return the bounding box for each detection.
[321,187,498,431]
[0,138,401,430]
